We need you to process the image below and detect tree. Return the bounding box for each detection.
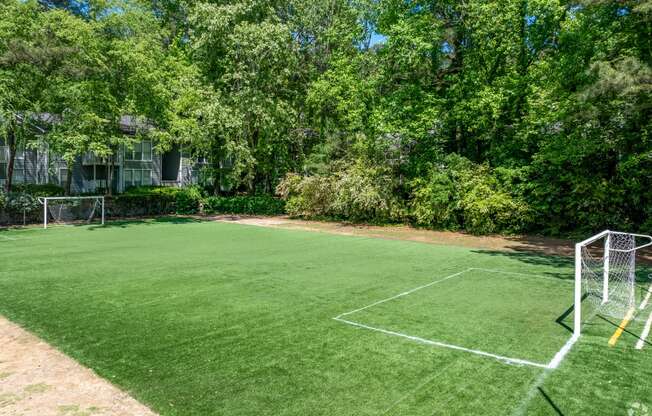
[0,1,61,192]
[190,2,302,193]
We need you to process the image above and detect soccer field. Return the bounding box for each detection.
[1,219,651,415]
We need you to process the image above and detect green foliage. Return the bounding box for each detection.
[277,173,335,218]
[175,186,203,215]
[12,183,65,198]
[408,155,532,234]
[115,186,202,216]
[457,172,531,235]
[329,164,402,222]
[278,163,402,222]
[1,0,650,235]
[108,193,177,217]
[5,191,40,214]
[203,195,285,216]
[279,154,531,234]
[123,186,182,197]
[409,168,460,230]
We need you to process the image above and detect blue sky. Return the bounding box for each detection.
[369,32,388,46]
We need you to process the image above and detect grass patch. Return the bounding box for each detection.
[0,219,650,415]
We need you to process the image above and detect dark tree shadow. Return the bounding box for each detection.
[471,249,573,281]
[537,387,566,416]
[597,315,652,347]
[87,216,207,230]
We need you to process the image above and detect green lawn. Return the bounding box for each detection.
[1,218,650,415]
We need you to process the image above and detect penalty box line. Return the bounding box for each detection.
[335,269,471,319]
[334,317,550,369]
[334,268,578,370]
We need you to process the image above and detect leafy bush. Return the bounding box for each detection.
[277,164,401,222]
[4,192,41,225]
[204,196,285,215]
[458,174,531,235]
[0,189,5,210]
[5,192,40,213]
[278,173,335,218]
[410,169,460,229]
[12,184,65,197]
[408,155,532,234]
[329,164,399,222]
[123,186,182,197]
[176,186,203,215]
[115,186,202,216]
[107,194,177,217]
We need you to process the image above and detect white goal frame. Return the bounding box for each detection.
[38,196,105,229]
[574,230,652,337]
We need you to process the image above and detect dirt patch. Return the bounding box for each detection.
[213,215,578,257]
[0,316,157,416]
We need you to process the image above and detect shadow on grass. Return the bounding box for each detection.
[537,387,566,416]
[597,315,652,347]
[554,293,593,334]
[88,216,207,230]
[471,249,573,281]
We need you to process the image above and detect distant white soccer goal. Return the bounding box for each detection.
[574,230,652,337]
[38,196,105,229]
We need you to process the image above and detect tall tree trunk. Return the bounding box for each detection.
[212,144,223,196]
[65,162,73,196]
[213,163,222,196]
[107,155,114,196]
[5,128,16,193]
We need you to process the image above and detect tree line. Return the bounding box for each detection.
[1,0,650,235]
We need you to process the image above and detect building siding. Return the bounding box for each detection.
[2,142,203,194]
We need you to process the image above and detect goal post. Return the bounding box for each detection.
[38,196,105,229]
[574,230,652,337]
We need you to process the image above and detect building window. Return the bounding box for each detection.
[83,165,108,181]
[124,169,152,188]
[59,168,68,185]
[0,157,25,183]
[125,141,152,161]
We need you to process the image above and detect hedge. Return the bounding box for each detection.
[13,183,65,197]
[105,194,177,217]
[1,185,286,226]
[203,196,286,216]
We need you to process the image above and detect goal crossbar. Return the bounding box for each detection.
[577,230,652,253]
[39,196,105,229]
[574,230,652,337]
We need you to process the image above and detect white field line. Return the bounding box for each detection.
[639,283,652,310]
[546,334,579,369]
[378,357,460,415]
[334,267,580,370]
[334,317,550,369]
[335,269,471,319]
[511,369,554,416]
[635,310,652,350]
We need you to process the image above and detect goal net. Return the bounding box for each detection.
[574,230,652,336]
[39,196,105,228]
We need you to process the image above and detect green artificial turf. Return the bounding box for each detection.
[340,268,572,364]
[0,218,650,415]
